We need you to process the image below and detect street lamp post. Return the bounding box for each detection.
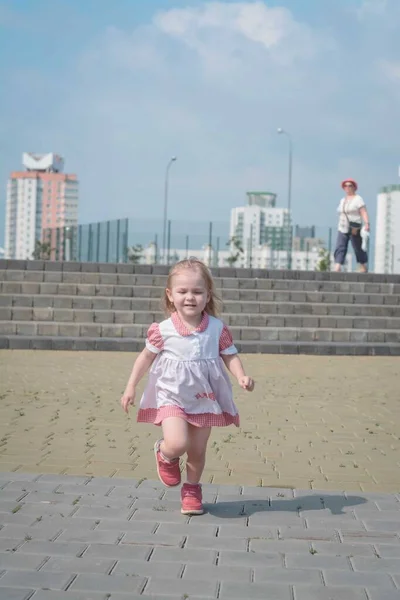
[162,156,177,264]
[277,128,293,270]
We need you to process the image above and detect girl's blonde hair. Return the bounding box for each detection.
[163,257,221,317]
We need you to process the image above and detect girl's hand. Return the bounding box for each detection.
[238,376,254,392]
[364,223,370,232]
[121,389,136,413]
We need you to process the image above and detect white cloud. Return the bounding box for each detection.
[379,59,400,81]
[155,2,291,48]
[356,0,387,19]
[153,1,323,69]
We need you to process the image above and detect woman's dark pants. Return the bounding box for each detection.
[334,231,368,265]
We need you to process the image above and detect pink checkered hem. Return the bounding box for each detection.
[137,406,240,428]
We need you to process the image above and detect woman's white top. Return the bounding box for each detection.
[337,195,365,233]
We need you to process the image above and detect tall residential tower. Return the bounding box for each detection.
[4,153,78,260]
[230,191,291,251]
[374,185,400,274]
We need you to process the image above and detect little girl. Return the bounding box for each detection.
[120,258,254,515]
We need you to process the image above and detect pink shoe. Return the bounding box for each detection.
[181,483,204,515]
[154,439,181,487]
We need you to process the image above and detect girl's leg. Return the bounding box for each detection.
[160,416,189,460]
[350,232,368,272]
[334,231,349,272]
[185,425,211,484]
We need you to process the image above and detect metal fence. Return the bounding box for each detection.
[42,218,382,272]
[45,218,231,265]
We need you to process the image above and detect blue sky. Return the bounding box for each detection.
[1,0,399,248]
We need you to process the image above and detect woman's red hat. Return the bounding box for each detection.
[341,178,358,191]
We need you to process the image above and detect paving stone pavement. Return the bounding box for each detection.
[1,351,400,597]
[1,472,400,599]
[1,351,400,491]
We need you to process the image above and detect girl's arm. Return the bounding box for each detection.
[359,206,370,231]
[121,348,157,412]
[221,354,254,391]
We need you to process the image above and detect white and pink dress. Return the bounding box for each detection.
[137,312,240,428]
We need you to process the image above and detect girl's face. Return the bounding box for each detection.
[166,268,210,320]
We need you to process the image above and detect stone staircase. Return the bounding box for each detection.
[1,259,400,355]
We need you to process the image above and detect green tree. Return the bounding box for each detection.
[315,248,331,272]
[127,244,144,264]
[226,236,244,266]
[32,240,53,260]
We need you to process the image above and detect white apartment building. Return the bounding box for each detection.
[230,192,291,252]
[374,185,400,274]
[4,153,79,260]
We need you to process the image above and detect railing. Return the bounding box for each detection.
[39,218,359,271]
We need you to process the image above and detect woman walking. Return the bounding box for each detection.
[334,179,370,273]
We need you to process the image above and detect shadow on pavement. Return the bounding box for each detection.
[205,494,367,518]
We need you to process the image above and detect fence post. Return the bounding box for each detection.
[215,236,220,267]
[105,221,110,263]
[96,222,101,262]
[392,245,395,273]
[154,233,158,264]
[122,219,129,263]
[185,235,189,259]
[116,219,121,263]
[61,227,66,261]
[78,225,82,261]
[88,223,93,262]
[208,221,213,266]
[71,226,76,261]
[167,220,171,265]
[249,224,253,268]
[328,227,332,271]
[65,227,72,262]
[55,227,60,261]
[305,240,310,271]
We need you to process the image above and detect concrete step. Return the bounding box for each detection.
[1,335,400,355]
[2,258,400,284]
[2,294,400,317]
[1,260,400,355]
[2,321,400,342]
[1,281,399,305]
[2,307,400,330]
[1,268,400,295]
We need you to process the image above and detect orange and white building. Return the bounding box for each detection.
[4,153,79,260]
